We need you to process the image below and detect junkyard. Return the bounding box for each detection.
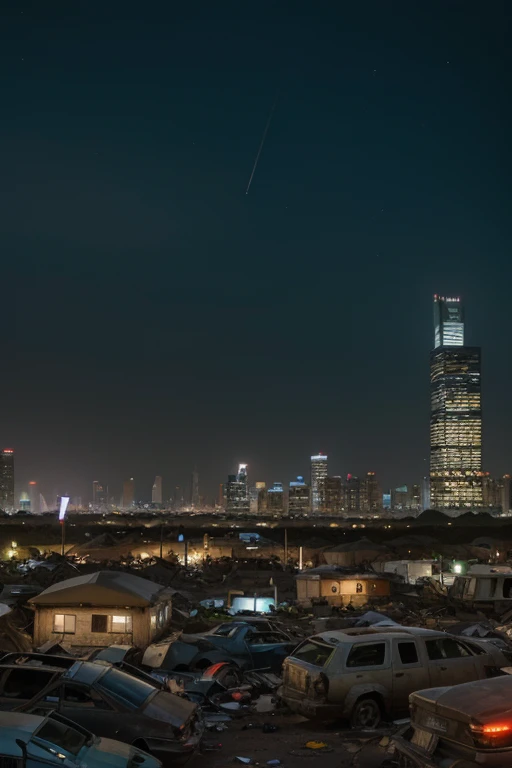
[3,515,512,767]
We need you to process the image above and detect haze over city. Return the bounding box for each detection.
[3,1,511,504]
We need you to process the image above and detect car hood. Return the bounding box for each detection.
[411,677,512,725]
[86,738,160,768]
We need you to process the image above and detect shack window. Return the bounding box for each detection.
[53,614,76,634]
[292,640,334,667]
[397,641,419,665]
[91,615,108,633]
[346,642,386,668]
[109,615,132,633]
[426,638,471,660]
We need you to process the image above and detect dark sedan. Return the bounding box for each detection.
[1,661,202,765]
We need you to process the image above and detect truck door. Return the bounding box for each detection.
[391,639,429,715]
[425,637,479,687]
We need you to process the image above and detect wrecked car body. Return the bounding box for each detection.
[0,660,203,765]
[393,675,512,767]
[143,622,296,674]
[0,710,160,768]
[279,626,511,728]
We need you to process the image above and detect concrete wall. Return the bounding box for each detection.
[33,599,171,648]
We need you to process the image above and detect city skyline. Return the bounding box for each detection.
[3,3,510,503]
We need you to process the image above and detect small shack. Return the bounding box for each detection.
[296,565,392,607]
[323,538,390,567]
[30,570,175,648]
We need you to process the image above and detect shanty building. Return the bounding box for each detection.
[296,565,392,607]
[29,571,175,648]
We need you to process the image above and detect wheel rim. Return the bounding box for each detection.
[354,700,380,728]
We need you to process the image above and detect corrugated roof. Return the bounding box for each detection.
[29,570,170,607]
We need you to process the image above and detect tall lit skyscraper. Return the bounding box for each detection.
[0,449,15,511]
[267,482,283,514]
[226,464,249,513]
[152,476,163,504]
[29,481,39,514]
[433,295,464,348]
[123,477,135,508]
[191,467,199,508]
[92,480,107,506]
[310,453,327,512]
[288,476,311,514]
[430,295,483,510]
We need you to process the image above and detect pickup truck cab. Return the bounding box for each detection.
[279,626,509,728]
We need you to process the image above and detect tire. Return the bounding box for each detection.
[350,696,382,729]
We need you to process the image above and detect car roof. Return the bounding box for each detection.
[309,626,447,644]
[0,662,68,674]
[64,661,108,684]
[0,711,45,741]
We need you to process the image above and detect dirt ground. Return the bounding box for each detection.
[189,710,394,768]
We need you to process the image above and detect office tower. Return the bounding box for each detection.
[288,476,311,514]
[343,474,362,514]
[364,471,381,512]
[421,477,431,510]
[152,475,163,505]
[191,467,199,508]
[256,481,267,513]
[311,453,327,512]
[0,449,15,511]
[501,475,512,515]
[430,296,482,511]
[29,481,39,514]
[267,482,284,514]
[324,476,342,514]
[122,477,135,508]
[433,295,464,348]
[249,486,259,514]
[226,464,249,513]
[19,492,30,511]
[92,480,108,506]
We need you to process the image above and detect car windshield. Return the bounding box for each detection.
[33,718,87,756]
[291,640,334,667]
[96,667,155,708]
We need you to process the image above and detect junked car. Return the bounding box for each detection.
[393,675,512,767]
[0,660,202,765]
[279,626,510,728]
[0,710,160,768]
[143,622,296,674]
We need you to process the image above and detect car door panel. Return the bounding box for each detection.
[391,640,429,715]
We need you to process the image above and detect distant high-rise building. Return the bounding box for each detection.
[191,467,199,508]
[218,483,225,509]
[343,474,362,514]
[152,475,163,504]
[0,449,15,511]
[226,464,249,514]
[288,476,311,515]
[29,481,39,514]
[256,481,267,513]
[364,471,381,512]
[249,486,259,514]
[421,477,431,510]
[123,477,135,508]
[430,295,482,511]
[501,475,512,515]
[19,492,30,511]
[433,295,464,348]
[92,481,108,506]
[311,453,327,512]
[324,476,342,514]
[267,482,284,514]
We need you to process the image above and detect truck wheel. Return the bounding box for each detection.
[350,696,382,729]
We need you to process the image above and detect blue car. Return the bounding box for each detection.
[0,710,160,768]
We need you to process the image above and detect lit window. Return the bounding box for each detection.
[54,614,76,634]
[110,615,133,633]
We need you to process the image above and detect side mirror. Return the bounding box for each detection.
[15,739,27,768]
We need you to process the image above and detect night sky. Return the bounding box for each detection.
[3,1,511,504]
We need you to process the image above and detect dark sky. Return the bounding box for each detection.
[3,0,511,504]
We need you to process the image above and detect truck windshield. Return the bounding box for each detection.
[33,718,87,756]
[291,640,334,667]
